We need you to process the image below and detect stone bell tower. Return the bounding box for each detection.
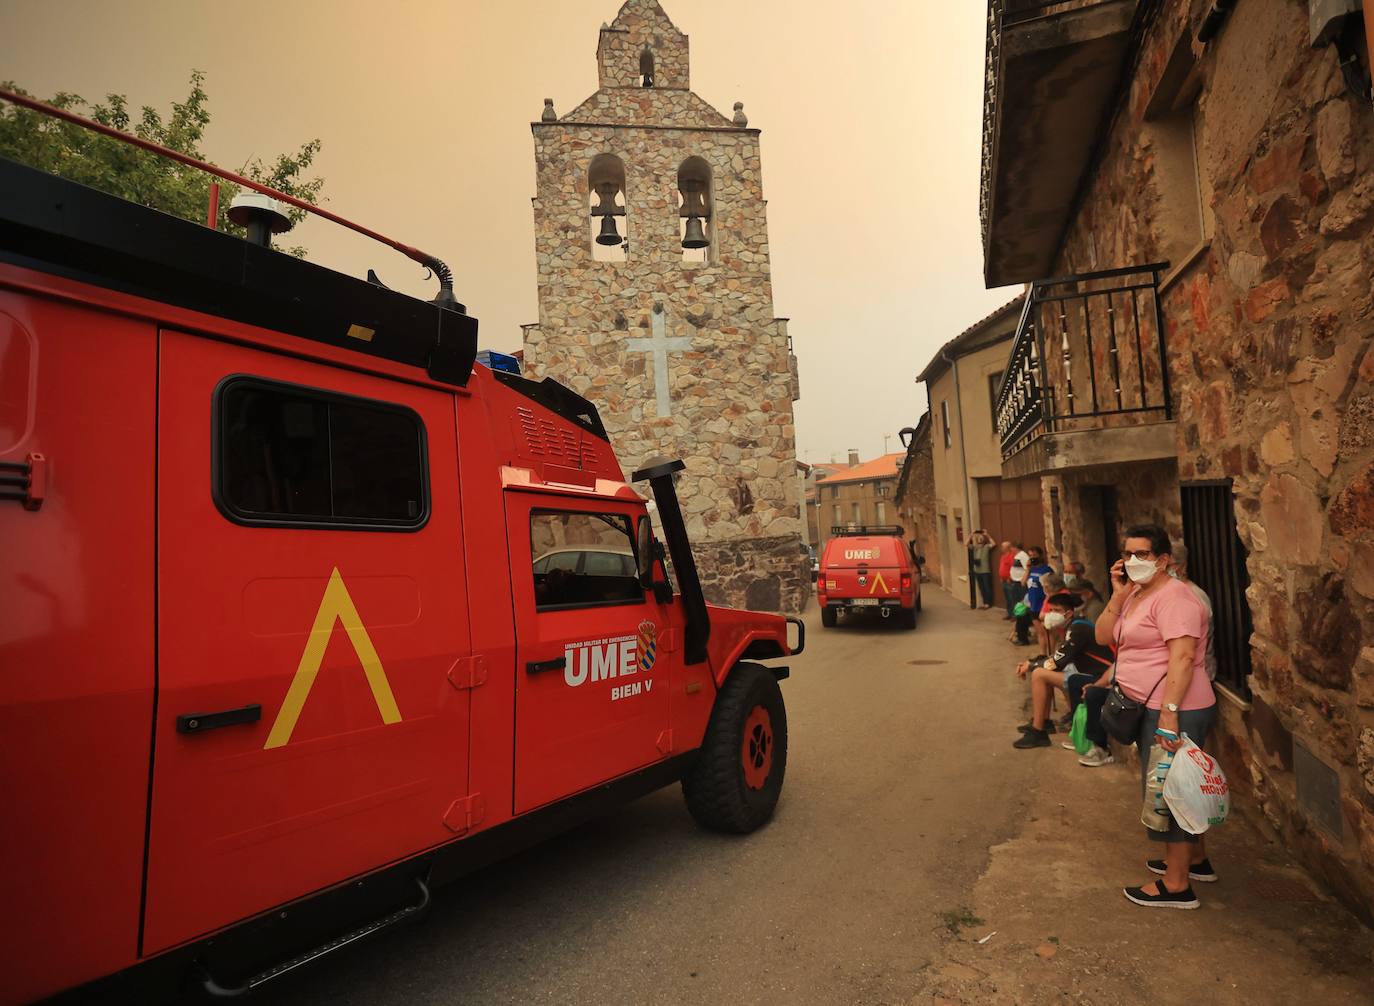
[522,0,806,613]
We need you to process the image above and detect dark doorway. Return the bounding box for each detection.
[1181,480,1253,700]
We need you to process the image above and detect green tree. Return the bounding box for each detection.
[0,70,324,256]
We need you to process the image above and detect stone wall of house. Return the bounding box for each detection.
[524,0,805,614]
[1045,0,1374,916]
[1041,459,1182,589]
[898,435,942,583]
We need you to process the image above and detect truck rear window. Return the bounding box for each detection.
[823,538,903,567]
[530,511,642,610]
[216,377,428,529]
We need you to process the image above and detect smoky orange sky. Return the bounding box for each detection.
[1,0,1018,464]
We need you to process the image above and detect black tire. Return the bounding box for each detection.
[682,663,788,833]
[899,607,917,630]
[820,606,837,628]
[916,590,923,612]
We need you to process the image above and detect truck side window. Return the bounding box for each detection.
[530,510,643,610]
[216,377,428,529]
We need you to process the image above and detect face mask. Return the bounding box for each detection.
[1062,574,1078,588]
[1042,611,1067,630]
[1125,556,1160,584]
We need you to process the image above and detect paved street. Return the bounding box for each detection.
[257,588,1038,1005]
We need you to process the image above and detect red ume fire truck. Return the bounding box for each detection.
[0,101,800,1003]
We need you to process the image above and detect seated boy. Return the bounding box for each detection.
[1012,591,1115,749]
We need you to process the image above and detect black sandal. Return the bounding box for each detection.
[1123,881,1198,910]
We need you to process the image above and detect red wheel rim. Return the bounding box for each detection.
[741,705,774,790]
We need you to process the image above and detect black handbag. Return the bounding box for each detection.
[1099,676,1166,744]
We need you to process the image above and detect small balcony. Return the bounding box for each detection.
[981,0,1139,286]
[996,263,1177,479]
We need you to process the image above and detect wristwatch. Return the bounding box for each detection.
[1164,702,1180,713]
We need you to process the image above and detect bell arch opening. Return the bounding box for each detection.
[588,153,627,262]
[639,47,655,88]
[677,156,713,264]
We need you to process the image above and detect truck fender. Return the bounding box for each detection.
[714,629,793,686]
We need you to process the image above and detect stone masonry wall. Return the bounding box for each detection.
[1046,0,1374,916]
[524,0,805,614]
[898,432,942,584]
[1041,459,1183,590]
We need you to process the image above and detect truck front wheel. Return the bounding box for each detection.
[682,663,788,833]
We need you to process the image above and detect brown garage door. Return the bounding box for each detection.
[977,477,1045,550]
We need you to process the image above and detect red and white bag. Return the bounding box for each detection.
[1162,735,1230,834]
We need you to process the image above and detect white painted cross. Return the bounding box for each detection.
[626,303,693,418]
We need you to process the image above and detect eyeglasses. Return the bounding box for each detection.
[1120,549,1156,561]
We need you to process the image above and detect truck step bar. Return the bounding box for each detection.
[198,876,431,998]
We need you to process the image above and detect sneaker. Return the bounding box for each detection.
[1013,729,1051,749]
[1017,720,1057,734]
[1147,858,1217,883]
[1078,746,1114,768]
[1060,740,1077,750]
[1123,882,1198,910]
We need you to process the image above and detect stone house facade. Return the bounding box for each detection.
[522,0,807,613]
[917,296,1045,598]
[803,460,850,546]
[896,413,942,583]
[982,0,1374,917]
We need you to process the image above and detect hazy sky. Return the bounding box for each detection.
[2,0,1017,464]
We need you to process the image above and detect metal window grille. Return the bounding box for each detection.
[1180,480,1253,700]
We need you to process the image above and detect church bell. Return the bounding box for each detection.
[681,216,708,249]
[678,177,710,249]
[596,215,623,246]
[591,180,625,246]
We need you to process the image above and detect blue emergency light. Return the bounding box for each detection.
[476,350,521,375]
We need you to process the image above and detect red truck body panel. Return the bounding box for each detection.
[0,291,156,1001]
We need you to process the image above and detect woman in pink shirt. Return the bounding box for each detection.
[1094,524,1216,910]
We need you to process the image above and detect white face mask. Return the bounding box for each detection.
[1125,556,1160,584]
[1042,611,1067,630]
[1062,574,1078,588]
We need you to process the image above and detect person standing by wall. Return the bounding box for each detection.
[1169,547,1217,683]
[1094,524,1216,909]
[969,530,995,609]
[1075,578,1107,624]
[1014,547,1052,646]
[998,540,1018,619]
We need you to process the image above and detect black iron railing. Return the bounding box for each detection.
[1181,481,1253,701]
[995,263,1172,459]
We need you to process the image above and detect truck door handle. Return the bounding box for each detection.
[526,657,566,674]
[177,704,262,734]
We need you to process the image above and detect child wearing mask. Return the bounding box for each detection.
[1013,592,1115,749]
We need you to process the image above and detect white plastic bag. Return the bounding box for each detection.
[1162,735,1229,834]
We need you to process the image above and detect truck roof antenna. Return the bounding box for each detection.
[0,86,464,312]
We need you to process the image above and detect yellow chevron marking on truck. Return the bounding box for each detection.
[263,567,402,749]
[869,572,891,595]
